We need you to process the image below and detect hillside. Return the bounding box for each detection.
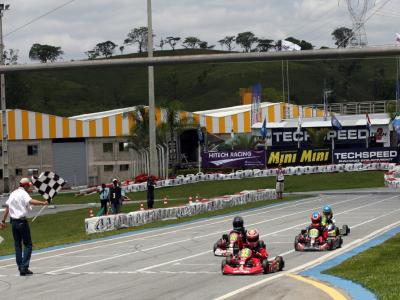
[6,49,398,117]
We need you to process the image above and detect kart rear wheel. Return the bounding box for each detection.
[276,256,284,271]
[342,225,350,236]
[294,236,300,251]
[225,256,232,266]
[262,259,269,274]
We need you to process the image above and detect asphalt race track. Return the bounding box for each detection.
[0,190,399,300]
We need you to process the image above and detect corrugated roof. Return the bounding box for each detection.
[252,113,391,129]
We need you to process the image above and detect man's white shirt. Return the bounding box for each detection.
[5,187,32,219]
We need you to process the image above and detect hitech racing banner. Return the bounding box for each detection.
[333,148,399,164]
[202,150,266,169]
[266,148,331,166]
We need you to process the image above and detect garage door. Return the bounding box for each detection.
[53,139,87,186]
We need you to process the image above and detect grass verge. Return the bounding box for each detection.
[0,195,307,257]
[53,171,385,205]
[324,233,400,300]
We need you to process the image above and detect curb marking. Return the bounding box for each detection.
[287,273,348,300]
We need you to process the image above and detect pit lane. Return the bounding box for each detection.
[0,190,398,300]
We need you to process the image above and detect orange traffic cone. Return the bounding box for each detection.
[140,203,145,211]
[88,209,94,218]
[163,196,168,205]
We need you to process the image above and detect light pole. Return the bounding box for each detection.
[0,4,9,193]
[147,0,158,177]
[323,89,332,121]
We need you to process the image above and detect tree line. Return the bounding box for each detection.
[3,27,356,64]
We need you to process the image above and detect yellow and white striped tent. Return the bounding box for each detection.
[193,102,324,134]
[1,102,322,140]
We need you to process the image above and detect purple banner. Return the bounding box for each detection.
[202,150,266,169]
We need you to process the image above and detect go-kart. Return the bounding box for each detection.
[294,228,342,251]
[221,248,284,275]
[322,216,350,237]
[214,230,244,256]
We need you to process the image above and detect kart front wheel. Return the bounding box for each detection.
[213,243,218,254]
[262,259,269,274]
[342,225,350,236]
[276,256,285,271]
[221,260,226,274]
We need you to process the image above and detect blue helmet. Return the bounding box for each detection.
[323,205,332,216]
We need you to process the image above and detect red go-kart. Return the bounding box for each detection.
[214,230,244,257]
[221,248,284,275]
[294,228,342,251]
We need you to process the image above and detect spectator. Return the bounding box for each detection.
[98,183,110,215]
[147,176,155,209]
[109,179,122,214]
[276,164,285,200]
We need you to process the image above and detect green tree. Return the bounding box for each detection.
[218,36,235,51]
[29,43,63,63]
[256,39,274,52]
[236,31,258,52]
[124,27,149,53]
[94,41,117,58]
[165,36,180,50]
[332,27,354,48]
[286,37,313,50]
[182,37,201,49]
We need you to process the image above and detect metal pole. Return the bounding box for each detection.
[0,6,9,193]
[286,60,290,119]
[147,0,158,177]
[198,141,201,174]
[281,60,285,107]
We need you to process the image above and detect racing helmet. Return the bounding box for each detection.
[246,229,259,248]
[322,205,332,217]
[232,216,244,230]
[311,212,321,227]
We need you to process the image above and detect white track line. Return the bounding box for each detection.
[46,195,394,275]
[214,219,400,300]
[0,195,325,265]
[0,195,339,267]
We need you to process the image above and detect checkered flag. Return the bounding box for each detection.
[32,171,66,203]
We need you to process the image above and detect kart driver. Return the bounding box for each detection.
[232,216,247,242]
[245,229,268,260]
[307,212,328,242]
[321,205,336,231]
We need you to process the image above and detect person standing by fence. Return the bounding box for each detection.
[276,164,285,200]
[147,176,155,209]
[109,179,122,214]
[98,183,110,215]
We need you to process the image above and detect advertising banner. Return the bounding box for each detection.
[266,148,331,166]
[269,125,390,148]
[201,150,266,169]
[333,148,399,164]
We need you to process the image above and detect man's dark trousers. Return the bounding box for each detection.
[11,218,32,272]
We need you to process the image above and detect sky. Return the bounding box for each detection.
[3,0,400,63]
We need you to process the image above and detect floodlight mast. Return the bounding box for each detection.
[0,3,9,193]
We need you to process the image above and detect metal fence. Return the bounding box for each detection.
[311,100,396,115]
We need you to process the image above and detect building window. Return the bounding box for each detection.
[104,165,114,172]
[103,143,113,153]
[120,164,129,171]
[119,142,129,152]
[28,169,39,176]
[15,168,23,176]
[0,145,2,156]
[0,169,3,179]
[27,145,39,156]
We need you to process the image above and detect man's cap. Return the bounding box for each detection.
[19,177,32,187]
